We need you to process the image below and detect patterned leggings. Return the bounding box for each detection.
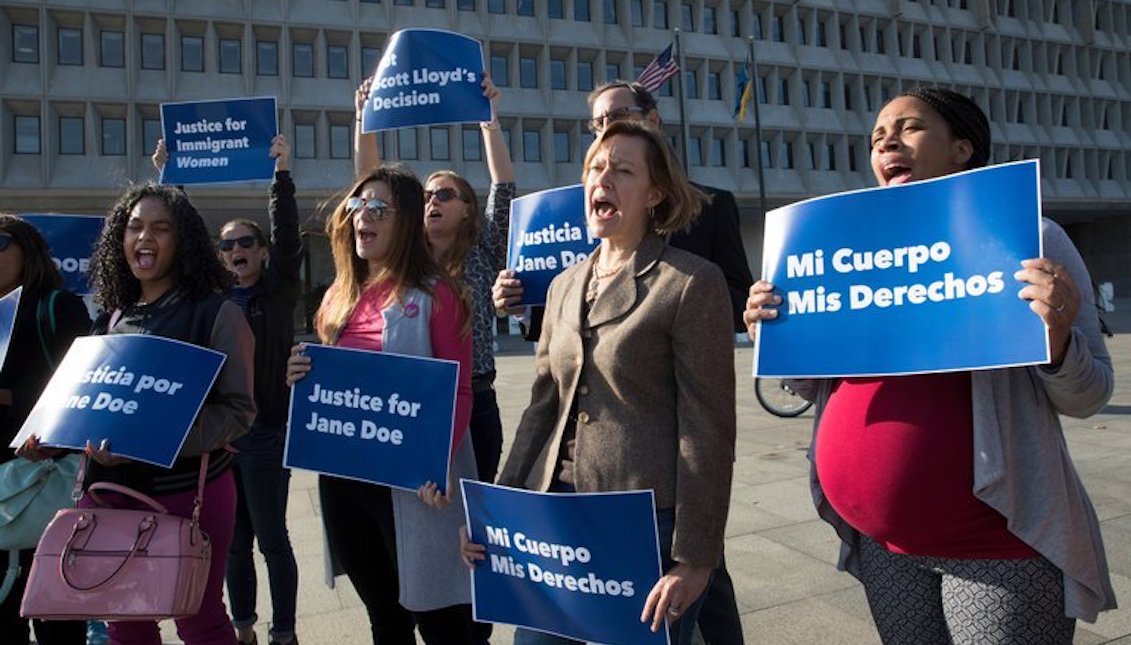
[858,537,1075,645]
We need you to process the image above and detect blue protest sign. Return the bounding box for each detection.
[506,185,598,306]
[20,214,105,296]
[755,160,1047,378]
[361,29,490,132]
[160,97,277,185]
[462,481,667,645]
[0,287,22,371]
[285,344,458,493]
[10,335,226,467]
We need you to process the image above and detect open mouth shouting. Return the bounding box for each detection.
[590,196,618,221]
[879,161,914,186]
[134,247,158,270]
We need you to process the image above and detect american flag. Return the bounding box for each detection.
[635,43,679,93]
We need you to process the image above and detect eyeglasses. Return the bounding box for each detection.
[587,106,647,134]
[217,235,257,252]
[347,197,396,221]
[0,235,11,252]
[424,187,469,204]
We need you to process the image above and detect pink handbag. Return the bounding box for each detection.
[20,454,212,621]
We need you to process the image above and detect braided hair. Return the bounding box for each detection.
[901,87,991,169]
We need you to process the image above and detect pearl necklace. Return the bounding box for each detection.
[586,258,628,304]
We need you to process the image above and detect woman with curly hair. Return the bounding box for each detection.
[286,165,476,643]
[82,182,256,645]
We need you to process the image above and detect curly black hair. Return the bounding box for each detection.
[90,182,231,311]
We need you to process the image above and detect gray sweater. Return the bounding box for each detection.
[795,218,1116,622]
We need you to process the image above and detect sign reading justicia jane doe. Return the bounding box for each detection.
[160,97,278,185]
[361,29,491,132]
[754,159,1047,378]
[285,344,459,493]
[10,335,226,467]
[505,185,598,306]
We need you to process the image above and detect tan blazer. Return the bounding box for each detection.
[498,234,736,567]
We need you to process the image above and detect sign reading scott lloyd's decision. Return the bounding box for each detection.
[160,97,277,185]
[755,159,1048,378]
[285,344,459,494]
[361,29,491,132]
[506,185,598,306]
[462,481,667,645]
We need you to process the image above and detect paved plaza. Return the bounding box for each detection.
[163,306,1131,644]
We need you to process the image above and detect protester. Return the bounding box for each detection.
[491,79,750,645]
[73,183,255,644]
[743,87,1114,644]
[355,75,514,485]
[153,134,303,645]
[285,165,476,644]
[0,215,90,645]
[465,120,736,645]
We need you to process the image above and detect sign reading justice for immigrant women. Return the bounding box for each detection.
[361,29,491,132]
[754,159,1048,378]
[462,481,667,645]
[285,344,459,493]
[160,97,278,185]
[10,335,226,467]
[506,185,598,306]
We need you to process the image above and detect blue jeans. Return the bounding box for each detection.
[513,507,706,645]
[226,427,299,640]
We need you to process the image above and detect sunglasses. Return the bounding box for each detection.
[587,106,647,134]
[347,197,396,221]
[218,235,257,252]
[424,187,469,204]
[0,235,11,252]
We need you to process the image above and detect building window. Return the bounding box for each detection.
[709,137,725,166]
[15,116,41,154]
[519,56,537,88]
[102,118,126,155]
[630,0,645,27]
[753,14,763,39]
[462,127,482,160]
[684,70,698,98]
[575,0,591,21]
[801,80,812,107]
[550,59,567,90]
[140,33,164,70]
[707,71,721,100]
[394,0,413,5]
[605,62,620,82]
[426,0,446,6]
[257,40,279,75]
[681,2,694,31]
[577,61,594,90]
[219,39,241,74]
[13,25,38,63]
[817,20,827,46]
[777,78,789,105]
[807,142,818,170]
[604,0,617,24]
[848,143,857,171]
[328,44,349,78]
[143,118,162,156]
[703,6,717,34]
[181,35,204,72]
[398,129,417,159]
[430,127,450,160]
[549,0,565,18]
[820,80,831,108]
[731,9,741,37]
[518,0,536,16]
[295,124,316,158]
[59,116,85,155]
[553,131,570,162]
[761,140,774,169]
[523,129,541,162]
[757,76,768,103]
[330,124,351,159]
[780,141,794,169]
[459,0,477,9]
[687,136,701,166]
[826,143,836,170]
[488,0,505,13]
[361,46,380,76]
[490,54,508,86]
[100,30,124,67]
[654,1,669,28]
[58,27,83,66]
[772,15,784,42]
[293,43,314,77]
[796,17,807,45]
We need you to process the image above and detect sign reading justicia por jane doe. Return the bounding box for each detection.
[754,159,1048,378]
[160,97,278,185]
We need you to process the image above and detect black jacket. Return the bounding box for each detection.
[242,171,303,429]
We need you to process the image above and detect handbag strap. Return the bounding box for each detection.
[74,452,211,525]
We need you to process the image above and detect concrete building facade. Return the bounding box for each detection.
[1,0,1129,299]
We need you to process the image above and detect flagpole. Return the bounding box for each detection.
[674,28,691,169]
[748,35,768,217]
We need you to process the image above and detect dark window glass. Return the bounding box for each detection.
[394,0,413,5]
[462,127,482,161]
[141,33,165,70]
[549,0,565,18]
[458,0,477,10]
[605,62,619,82]
[801,80,812,107]
[430,127,450,160]
[328,44,348,78]
[295,124,316,158]
[848,143,858,171]
[777,78,788,104]
[143,118,162,156]
[257,40,279,75]
[654,1,668,28]
[753,14,763,39]
[703,7,716,34]
[398,129,417,159]
[820,80,831,108]
[59,116,84,154]
[490,54,508,86]
[102,118,126,155]
[876,27,885,54]
[604,0,617,24]
[361,47,381,76]
[330,124,351,158]
[844,85,853,110]
[630,0,644,27]
[684,70,698,98]
[710,137,724,166]
[757,76,768,103]
[780,140,793,169]
[220,39,241,74]
[741,139,750,167]
[554,131,570,162]
[520,57,537,88]
[731,10,740,37]
[293,43,314,77]
[687,136,701,165]
[772,15,784,42]
[100,30,124,67]
[15,116,41,154]
[826,143,836,170]
[523,129,541,162]
[518,0,536,16]
[707,71,721,100]
[550,59,567,90]
[796,18,807,44]
[58,27,83,66]
[13,25,38,63]
[681,2,694,31]
[427,0,446,6]
[488,0,505,13]
[577,61,594,91]
[817,20,827,46]
[181,35,203,72]
[576,0,591,21]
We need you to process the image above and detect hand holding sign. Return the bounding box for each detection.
[1015,256,1081,365]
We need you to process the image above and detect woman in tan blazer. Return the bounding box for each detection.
[472,120,737,645]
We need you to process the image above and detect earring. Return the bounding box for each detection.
[647,206,655,220]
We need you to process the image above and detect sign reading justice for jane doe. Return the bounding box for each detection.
[285,344,459,493]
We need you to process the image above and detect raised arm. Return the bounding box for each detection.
[268,134,303,287]
[480,75,513,184]
[354,78,380,178]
